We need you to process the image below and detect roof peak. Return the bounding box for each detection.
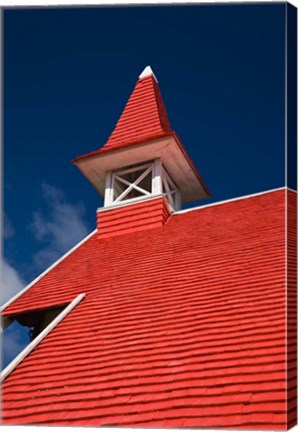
[139,65,158,83]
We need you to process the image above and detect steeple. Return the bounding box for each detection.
[96,66,172,152]
[138,65,158,81]
[73,66,210,226]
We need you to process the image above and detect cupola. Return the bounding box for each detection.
[73,66,210,237]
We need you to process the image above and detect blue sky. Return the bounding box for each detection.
[3,4,286,367]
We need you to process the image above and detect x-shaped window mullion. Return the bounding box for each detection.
[113,179,123,198]
[165,171,176,192]
[114,175,134,189]
[115,176,150,198]
[162,172,176,208]
[164,190,176,196]
[167,192,175,208]
[113,166,152,203]
[162,173,174,195]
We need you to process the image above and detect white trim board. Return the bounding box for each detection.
[97,193,165,213]
[1,230,96,312]
[1,293,86,382]
[174,186,289,216]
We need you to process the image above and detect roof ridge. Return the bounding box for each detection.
[152,77,172,133]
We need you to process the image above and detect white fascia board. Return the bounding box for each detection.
[1,230,96,312]
[1,293,86,382]
[174,186,288,216]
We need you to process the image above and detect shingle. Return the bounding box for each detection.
[1,189,295,429]
[74,74,173,161]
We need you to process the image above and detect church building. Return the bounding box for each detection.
[1,67,296,429]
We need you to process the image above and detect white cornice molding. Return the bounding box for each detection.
[174,186,291,216]
[287,187,297,194]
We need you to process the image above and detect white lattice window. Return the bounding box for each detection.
[162,167,180,210]
[104,159,180,210]
[113,162,153,203]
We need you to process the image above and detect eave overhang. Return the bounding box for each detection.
[73,132,211,205]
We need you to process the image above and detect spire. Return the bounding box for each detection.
[102,67,172,152]
[73,67,211,207]
[139,65,158,82]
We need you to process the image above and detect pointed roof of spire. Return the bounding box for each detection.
[101,66,172,152]
[139,65,158,82]
[73,67,211,203]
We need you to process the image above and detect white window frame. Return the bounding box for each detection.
[1,293,86,382]
[112,162,153,203]
[104,159,181,210]
[162,167,181,211]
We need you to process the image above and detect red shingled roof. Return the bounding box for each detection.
[74,74,173,160]
[2,189,296,429]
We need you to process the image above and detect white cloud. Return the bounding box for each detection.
[1,259,25,306]
[3,212,15,240]
[1,184,89,368]
[30,183,89,271]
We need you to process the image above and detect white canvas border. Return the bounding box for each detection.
[1,1,297,432]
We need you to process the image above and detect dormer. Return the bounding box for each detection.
[73,66,210,237]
